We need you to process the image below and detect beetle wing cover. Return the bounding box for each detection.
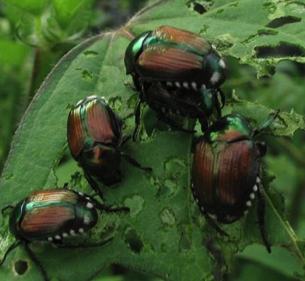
[192,141,214,205]
[68,99,121,159]
[192,140,259,221]
[86,99,121,145]
[137,46,203,81]
[216,141,258,207]
[154,26,211,54]
[67,110,85,158]
[21,190,77,237]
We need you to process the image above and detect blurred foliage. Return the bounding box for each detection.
[0,0,305,281]
[0,0,147,170]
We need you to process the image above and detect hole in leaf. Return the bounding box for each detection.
[124,228,143,253]
[193,3,206,14]
[111,263,127,275]
[83,50,98,57]
[14,260,28,275]
[255,43,305,58]
[81,70,94,81]
[187,1,207,14]
[257,29,278,36]
[266,16,301,28]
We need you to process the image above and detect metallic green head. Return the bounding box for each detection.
[209,114,252,143]
[124,31,151,74]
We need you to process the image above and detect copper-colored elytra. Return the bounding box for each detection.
[29,190,77,204]
[192,142,214,204]
[154,26,210,54]
[138,47,202,73]
[21,206,74,234]
[87,100,117,144]
[217,142,255,206]
[67,110,85,158]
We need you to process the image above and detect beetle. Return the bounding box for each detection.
[124,25,226,138]
[191,114,271,252]
[138,83,223,134]
[0,188,128,281]
[67,95,151,196]
[125,25,226,91]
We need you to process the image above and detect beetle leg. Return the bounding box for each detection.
[1,205,14,216]
[24,242,50,281]
[56,236,113,249]
[0,240,21,266]
[213,92,222,118]
[157,113,196,133]
[121,152,152,172]
[205,237,227,281]
[218,89,225,109]
[121,135,132,146]
[93,201,129,213]
[256,141,267,157]
[256,186,272,253]
[199,119,208,133]
[83,171,104,200]
[204,213,229,237]
[133,98,144,141]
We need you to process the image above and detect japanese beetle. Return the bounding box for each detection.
[125,25,226,90]
[133,83,224,138]
[67,95,151,196]
[124,25,226,138]
[191,114,271,252]
[0,188,128,281]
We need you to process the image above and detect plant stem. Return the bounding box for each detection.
[261,188,305,265]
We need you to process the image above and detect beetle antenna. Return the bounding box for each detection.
[253,110,284,137]
[0,240,21,266]
[24,243,50,281]
[121,153,152,172]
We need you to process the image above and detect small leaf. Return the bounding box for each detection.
[3,0,47,15]
[52,0,95,30]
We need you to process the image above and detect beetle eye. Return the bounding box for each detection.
[256,141,267,156]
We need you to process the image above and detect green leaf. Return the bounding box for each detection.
[52,0,94,29]
[224,94,305,137]
[237,245,303,279]
[1,0,305,280]
[3,0,47,15]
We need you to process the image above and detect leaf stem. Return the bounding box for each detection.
[261,188,305,265]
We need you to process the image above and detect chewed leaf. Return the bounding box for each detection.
[225,94,305,137]
[1,1,305,280]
